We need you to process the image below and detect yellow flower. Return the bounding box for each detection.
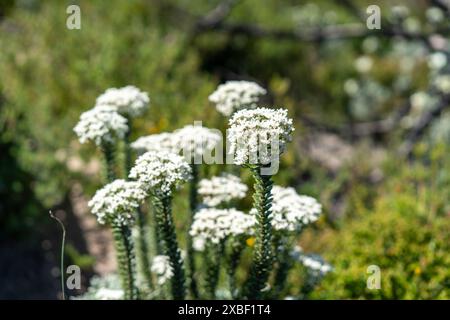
[414,267,422,275]
[246,237,256,247]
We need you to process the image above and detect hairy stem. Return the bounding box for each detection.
[152,194,186,299]
[272,240,292,298]
[205,243,224,299]
[135,206,153,291]
[123,116,132,177]
[244,166,273,299]
[227,240,245,298]
[101,142,116,183]
[187,164,199,298]
[111,222,138,300]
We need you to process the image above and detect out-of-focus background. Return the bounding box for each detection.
[0,0,449,299]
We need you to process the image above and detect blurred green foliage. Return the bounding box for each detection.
[306,144,450,299]
[0,0,448,299]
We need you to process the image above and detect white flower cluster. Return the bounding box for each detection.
[198,173,248,207]
[253,186,321,232]
[228,108,294,165]
[129,151,192,195]
[434,75,450,94]
[131,132,176,155]
[88,179,147,226]
[95,288,124,300]
[151,255,174,285]
[96,85,150,117]
[299,254,333,276]
[209,80,267,116]
[74,105,129,146]
[172,125,222,160]
[190,208,256,251]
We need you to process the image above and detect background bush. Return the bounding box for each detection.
[0,0,448,299]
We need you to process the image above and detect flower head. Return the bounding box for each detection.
[172,125,222,161]
[88,179,147,226]
[151,255,174,285]
[74,105,128,146]
[198,173,248,207]
[190,208,256,251]
[131,133,176,155]
[129,151,192,195]
[251,186,321,232]
[96,85,150,117]
[228,108,294,165]
[209,80,267,116]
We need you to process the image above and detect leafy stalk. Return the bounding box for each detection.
[135,206,153,291]
[152,194,186,299]
[244,165,274,299]
[123,116,132,176]
[227,240,245,298]
[272,237,293,298]
[101,142,116,183]
[111,222,138,299]
[187,164,199,298]
[205,243,224,299]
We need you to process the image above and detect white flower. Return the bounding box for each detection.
[129,151,192,195]
[151,255,174,285]
[88,179,147,226]
[434,75,450,94]
[428,52,447,70]
[209,80,267,116]
[251,186,322,232]
[299,254,333,276]
[131,133,176,155]
[172,125,222,161]
[95,288,124,300]
[198,173,248,207]
[189,208,256,250]
[96,85,150,117]
[426,7,445,24]
[354,56,373,73]
[228,108,294,166]
[74,105,128,146]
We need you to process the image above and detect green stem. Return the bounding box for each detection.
[101,142,116,183]
[123,117,132,177]
[205,243,223,299]
[187,164,199,298]
[227,240,245,298]
[136,206,153,291]
[272,239,292,298]
[152,194,186,299]
[244,166,274,299]
[111,222,138,300]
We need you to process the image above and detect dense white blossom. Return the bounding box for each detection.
[251,186,321,232]
[198,173,248,207]
[151,255,174,285]
[228,108,294,165]
[96,85,150,117]
[131,133,176,155]
[129,151,192,195]
[209,80,267,116]
[74,105,128,146]
[172,125,222,161]
[88,179,147,226]
[95,288,124,300]
[190,208,256,251]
